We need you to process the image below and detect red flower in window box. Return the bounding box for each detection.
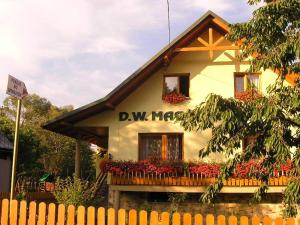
[235,89,261,102]
[163,93,189,104]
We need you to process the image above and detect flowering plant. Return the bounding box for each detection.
[163,93,189,104]
[189,163,221,177]
[235,89,261,101]
[104,159,293,178]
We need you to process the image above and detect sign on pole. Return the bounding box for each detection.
[6,75,28,202]
[6,75,28,99]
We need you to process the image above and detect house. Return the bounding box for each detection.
[43,11,297,217]
[0,132,13,192]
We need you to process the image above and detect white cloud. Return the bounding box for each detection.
[181,0,232,13]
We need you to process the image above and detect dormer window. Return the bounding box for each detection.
[163,75,190,104]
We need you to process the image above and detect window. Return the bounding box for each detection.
[163,75,189,97]
[234,73,261,97]
[139,133,183,161]
[242,135,257,150]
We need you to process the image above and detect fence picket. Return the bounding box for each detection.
[67,205,75,225]
[139,210,147,225]
[28,201,37,225]
[240,216,248,225]
[57,204,66,225]
[217,215,226,225]
[87,206,96,225]
[37,202,46,225]
[274,218,284,225]
[77,206,86,225]
[161,212,170,225]
[19,200,27,225]
[0,199,9,225]
[47,203,56,225]
[150,211,159,225]
[287,218,295,225]
[251,215,259,225]
[129,209,137,225]
[108,208,115,225]
[183,213,191,225]
[207,214,214,225]
[228,215,237,225]
[194,214,203,225]
[10,199,18,225]
[97,207,105,225]
[118,209,126,225]
[172,212,180,225]
[263,216,272,225]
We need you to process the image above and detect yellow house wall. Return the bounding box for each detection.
[77,47,282,162]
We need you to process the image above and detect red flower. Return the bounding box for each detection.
[104,159,293,178]
[163,93,189,104]
[235,89,261,102]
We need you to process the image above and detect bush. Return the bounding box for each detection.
[53,175,97,207]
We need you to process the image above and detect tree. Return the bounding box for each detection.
[176,0,300,217]
[0,94,95,179]
[228,0,299,77]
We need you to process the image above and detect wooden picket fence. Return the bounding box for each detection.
[0,199,299,225]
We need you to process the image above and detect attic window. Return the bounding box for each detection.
[163,75,190,97]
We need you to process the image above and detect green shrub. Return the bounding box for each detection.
[53,175,97,207]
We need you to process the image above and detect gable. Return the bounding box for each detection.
[42,11,298,143]
[43,11,233,140]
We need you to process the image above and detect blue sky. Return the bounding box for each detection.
[0,0,260,108]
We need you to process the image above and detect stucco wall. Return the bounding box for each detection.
[77,44,282,162]
[118,192,300,219]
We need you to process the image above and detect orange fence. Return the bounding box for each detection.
[0,192,55,204]
[1,199,299,225]
[110,174,291,186]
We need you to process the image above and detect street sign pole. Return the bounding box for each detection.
[6,74,28,203]
[9,99,22,202]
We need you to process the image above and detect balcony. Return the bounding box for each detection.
[109,173,290,187]
[105,160,292,193]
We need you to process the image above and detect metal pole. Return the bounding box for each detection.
[10,99,21,202]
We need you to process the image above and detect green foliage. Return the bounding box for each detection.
[15,191,27,201]
[138,201,152,214]
[176,81,300,217]
[53,175,97,207]
[227,0,300,76]
[0,94,95,179]
[177,0,299,217]
[168,193,187,214]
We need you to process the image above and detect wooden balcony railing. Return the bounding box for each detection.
[110,173,291,186]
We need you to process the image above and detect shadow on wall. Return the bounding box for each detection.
[120,192,288,219]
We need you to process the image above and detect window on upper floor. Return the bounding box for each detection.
[242,135,258,151]
[139,133,183,161]
[163,75,190,98]
[234,73,261,100]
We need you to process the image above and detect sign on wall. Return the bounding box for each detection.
[119,111,183,122]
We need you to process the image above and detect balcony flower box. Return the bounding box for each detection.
[163,93,189,104]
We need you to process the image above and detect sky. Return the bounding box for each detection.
[0,0,260,108]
